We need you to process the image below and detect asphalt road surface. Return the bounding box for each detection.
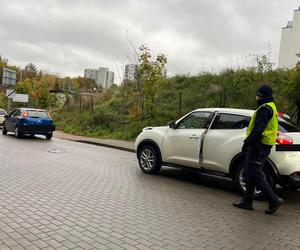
[0,134,300,250]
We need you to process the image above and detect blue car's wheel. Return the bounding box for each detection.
[2,125,7,135]
[46,133,53,140]
[15,126,22,138]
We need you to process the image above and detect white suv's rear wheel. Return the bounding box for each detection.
[234,163,275,199]
[138,144,162,174]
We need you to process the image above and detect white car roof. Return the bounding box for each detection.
[193,108,255,116]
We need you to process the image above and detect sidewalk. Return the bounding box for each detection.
[54,131,135,152]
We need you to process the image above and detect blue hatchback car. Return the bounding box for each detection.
[2,108,55,139]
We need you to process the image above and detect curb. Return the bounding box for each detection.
[67,139,135,153]
[54,131,135,153]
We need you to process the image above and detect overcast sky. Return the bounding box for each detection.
[0,0,299,83]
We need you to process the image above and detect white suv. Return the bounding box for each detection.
[135,108,300,196]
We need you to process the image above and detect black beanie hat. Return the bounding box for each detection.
[256,84,273,98]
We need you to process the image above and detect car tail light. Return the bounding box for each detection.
[276,132,293,145]
[291,172,300,178]
[22,111,29,118]
[277,112,291,119]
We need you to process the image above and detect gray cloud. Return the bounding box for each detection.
[0,0,299,82]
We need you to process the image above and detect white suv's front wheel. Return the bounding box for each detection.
[138,144,162,174]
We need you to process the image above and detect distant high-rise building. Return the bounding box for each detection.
[124,63,167,81]
[279,7,300,68]
[106,71,115,89]
[84,67,114,89]
[98,67,109,87]
[84,69,99,85]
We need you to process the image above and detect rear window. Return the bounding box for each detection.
[211,113,251,129]
[28,111,49,118]
[278,117,300,132]
[0,110,6,115]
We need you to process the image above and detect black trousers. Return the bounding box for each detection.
[243,143,279,204]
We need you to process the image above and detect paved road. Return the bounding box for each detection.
[0,134,300,250]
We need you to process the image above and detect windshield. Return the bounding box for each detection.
[278,117,300,132]
[0,110,6,115]
[28,111,49,118]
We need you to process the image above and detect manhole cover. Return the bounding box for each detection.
[48,148,68,154]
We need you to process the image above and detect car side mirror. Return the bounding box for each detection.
[168,120,176,129]
[4,115,8,119]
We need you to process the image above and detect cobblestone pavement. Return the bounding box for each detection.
[0,134,300,250]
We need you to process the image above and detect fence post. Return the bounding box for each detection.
[179,92,182,115]
[79,94,82,111]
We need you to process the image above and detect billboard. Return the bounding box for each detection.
[13,94,29,103]
[0,67,17,85]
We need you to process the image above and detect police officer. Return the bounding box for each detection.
[233,84,284,214]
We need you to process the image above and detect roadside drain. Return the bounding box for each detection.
[48,148,69,154]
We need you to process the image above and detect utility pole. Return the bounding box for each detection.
[79,93,82,111]
[222,87,227,107]
[8,98,11,113]
[67,93,70,111]
[6,90,15,113]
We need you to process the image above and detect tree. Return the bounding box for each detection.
[250,53,274,73]
[38,84,50,109]
[138,45,167,118]
[288,62,300,125]
[54,77,60,90]
[0,56,8,67]
[0,92,7,109]
[76,76,97,91]
[15,80,33,94]
[24,63,38,79]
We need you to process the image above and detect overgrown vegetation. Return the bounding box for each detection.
[53,67,300,141]
[1,51,300,141]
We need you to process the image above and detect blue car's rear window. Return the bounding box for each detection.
[28,111,49,118]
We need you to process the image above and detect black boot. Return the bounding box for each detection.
[265,198,284,215]
[232,201,254,211]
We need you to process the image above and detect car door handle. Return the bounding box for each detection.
[189,135,199,139]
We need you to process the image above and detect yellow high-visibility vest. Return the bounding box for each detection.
[246,102,278,145]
